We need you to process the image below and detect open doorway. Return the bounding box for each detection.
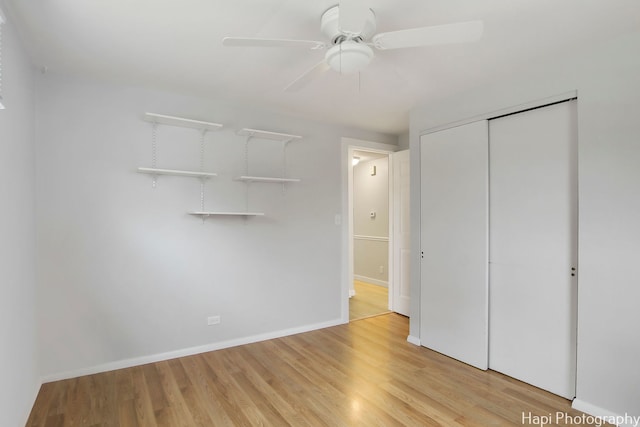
[349,149,392,321]
[341,138,409,324]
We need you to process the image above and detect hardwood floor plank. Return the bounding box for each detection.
[252,343,349,426]
[118,398,138,427]
[247,339,349,427]
[116,369,134,401]
[42,414,64,427]
[140,364,169,419]
[131,366,158,427]
[287,331,437,426]
[381,379,467,426]
[232,345,325,426]
[198,352,263,426]
[26,314,608,427]
[178,356,235,427]
[154,361,197,427]
[63,376,90,426]
[26,382,57,426]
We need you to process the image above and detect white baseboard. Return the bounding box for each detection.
[572,399,639,427]
[406,335,421,346]
[354,275,388,288]
[40,318,344,383]
[349,288,356,298]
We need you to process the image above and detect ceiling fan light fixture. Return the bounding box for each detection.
[325,40,373,74]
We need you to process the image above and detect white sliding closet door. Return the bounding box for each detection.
[420,121,488,370]
[489,100,578,399]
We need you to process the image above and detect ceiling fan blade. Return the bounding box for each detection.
[284,61,330,92]
[222,37,326,49]
[339,0,369,36]
[372,20,483,50]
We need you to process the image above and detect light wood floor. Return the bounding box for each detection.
[349,280,390,321]
[26,314,604,426]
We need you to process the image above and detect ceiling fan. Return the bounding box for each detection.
[222,0,483,91]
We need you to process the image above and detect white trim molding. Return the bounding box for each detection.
[40,318,344,383]
[354,234,389,242]
[342,138,398,324]
[354,275,388,288]
[420,91,578,137]
[571,399,639,427]
[407,335,421,346]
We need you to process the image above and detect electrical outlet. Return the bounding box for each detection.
[379,266,384,274]
[207,315,221,326]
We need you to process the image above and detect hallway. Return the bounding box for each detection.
[349,280,389,321]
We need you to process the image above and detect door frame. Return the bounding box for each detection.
[341,138,398,323]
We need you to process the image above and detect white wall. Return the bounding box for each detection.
[353,157,389,285]
[398,132,410,150]
[34,72,395,379]
[410,31,640,418]
[0,2,39,425]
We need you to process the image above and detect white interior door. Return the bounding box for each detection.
[391,150,410,316]
[489,100,578,399]
[420,121,489,370]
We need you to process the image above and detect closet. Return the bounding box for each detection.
[419,99,578,398]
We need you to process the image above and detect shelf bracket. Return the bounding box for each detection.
[199,129,207,172]
[199,129,207,221]
[244,135,252,212]
[151,123,158,188]
[244,135,252,176]
[281,139,294,193]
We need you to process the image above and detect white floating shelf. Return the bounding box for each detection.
[189,211,265,217]
[233,176,301,183]
[144,113,223,131]
[137,167,218,178]
[237,128,302,142]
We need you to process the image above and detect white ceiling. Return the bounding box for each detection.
[6,0,640,135]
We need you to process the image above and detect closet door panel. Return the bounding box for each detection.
[489,100,578,399]
[420,120,488,370]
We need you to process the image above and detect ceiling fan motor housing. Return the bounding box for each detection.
[321,5,377,42]
[325,41,374,74]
